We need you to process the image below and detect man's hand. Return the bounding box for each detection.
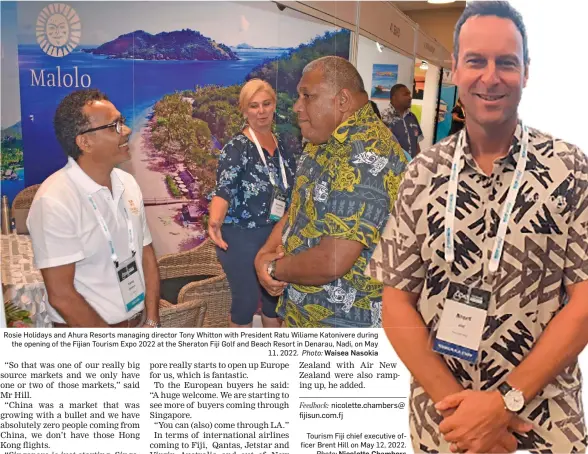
[208,220,228,250]
[255,250,288,296]
[436,390,532,453]
[440,407,518,453]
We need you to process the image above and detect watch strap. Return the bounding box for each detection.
[267,260,277,279]
[497,381,524,414]
[497,382,512,396]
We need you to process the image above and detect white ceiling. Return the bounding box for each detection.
[392,1,467,12]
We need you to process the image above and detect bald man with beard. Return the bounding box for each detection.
[254,56,407,328]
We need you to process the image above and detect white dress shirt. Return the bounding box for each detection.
[27,157,152,324]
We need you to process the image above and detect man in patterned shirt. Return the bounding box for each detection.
[367,2,588,453]
[254,56,407,327]
[380,84,424,159]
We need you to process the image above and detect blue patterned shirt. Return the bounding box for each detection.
[381,105,424,159]
[211,133,296,229]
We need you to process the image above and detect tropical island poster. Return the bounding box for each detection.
[12,1,350,256]
[370,64,398,100]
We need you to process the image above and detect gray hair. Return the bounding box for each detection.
[302,56,365,94]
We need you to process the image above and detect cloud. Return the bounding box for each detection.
[240,15,250,32]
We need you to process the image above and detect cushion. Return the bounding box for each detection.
[13,208,30,234]
[160,275,213,305]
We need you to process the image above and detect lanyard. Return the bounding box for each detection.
[444,125,529,274]
[88,194,136,268]
[249,127,289,190]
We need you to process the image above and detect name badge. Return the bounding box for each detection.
[432,282,490,363]
[117,257,145,312]
[269,187,287,222]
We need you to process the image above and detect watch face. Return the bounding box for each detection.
[505,390,525,412]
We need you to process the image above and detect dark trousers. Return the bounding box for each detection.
[216,224,279,325]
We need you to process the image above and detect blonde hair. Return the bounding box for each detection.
[239,79,276,114]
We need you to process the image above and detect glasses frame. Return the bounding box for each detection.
[79,117,125,136]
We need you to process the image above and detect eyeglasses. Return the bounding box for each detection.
[79,117,126,136]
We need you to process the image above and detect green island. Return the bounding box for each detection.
[1,123,24,181]
[142,30,350,243]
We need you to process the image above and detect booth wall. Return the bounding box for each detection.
[357,35,414,113]
[11,1,350,257]
[404,7,463,53]
[435,83,457,143]
[419,63,441,150]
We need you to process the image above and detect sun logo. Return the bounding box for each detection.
[36,3,81,58]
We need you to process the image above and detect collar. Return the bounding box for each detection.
[390,105,409,118]
[458,120,528,173]
[66,157,125,196]
[331,102,377,145]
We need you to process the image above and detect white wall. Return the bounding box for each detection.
[357,34,414,114]
[356,36,441,151]
[411,60,440,150]
[510,0,587,152]
[419,62,440,150]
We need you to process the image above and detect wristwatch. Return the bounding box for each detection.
[267,260,277,279]
[145,318,162,328]
[497,382,525,413]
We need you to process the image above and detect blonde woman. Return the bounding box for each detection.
[208,79,296,328]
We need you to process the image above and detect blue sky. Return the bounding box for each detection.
[1,1,342,128]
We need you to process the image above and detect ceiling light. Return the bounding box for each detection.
[420,61,429,70]
[376,42,383,52]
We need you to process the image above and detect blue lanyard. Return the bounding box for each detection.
[444,125,529,274]
[88,194,135,267]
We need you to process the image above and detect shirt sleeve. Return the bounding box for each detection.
[211,139,246,202]
[26,196,85,269]
[564,147,588,285]
[322,141,392,249]
[365,168,426,293]
[281,143,298,210]
[380,107,393,128]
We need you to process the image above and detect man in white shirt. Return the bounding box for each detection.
[27,89,160,328]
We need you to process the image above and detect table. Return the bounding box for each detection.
[1,234,52,327]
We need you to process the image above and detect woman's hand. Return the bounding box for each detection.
[208,220,228,250]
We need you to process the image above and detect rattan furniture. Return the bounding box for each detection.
[157,239,231,328]
[11,184,41,234]
[11,184,41,214]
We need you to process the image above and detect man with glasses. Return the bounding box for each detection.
[27,89,161,328]
[367,1,588,453]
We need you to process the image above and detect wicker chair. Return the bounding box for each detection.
[11,184,41,234]
[11,184,41,214]
[157,239,231,328]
